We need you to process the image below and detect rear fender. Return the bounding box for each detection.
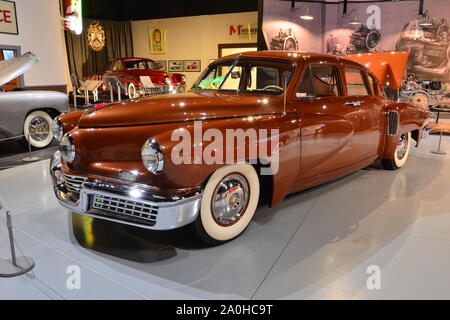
[382,101,429,159]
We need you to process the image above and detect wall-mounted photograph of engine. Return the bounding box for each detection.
[396,10,450,111]
[269,28,299,51]
[326,9,382,56]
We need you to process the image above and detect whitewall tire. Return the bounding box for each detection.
[381,132,411,170]
[23,110,54,149]
[194,163,260,245]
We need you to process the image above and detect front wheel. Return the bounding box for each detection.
[381,132,411,170]
[23,110,54,149]
[194,163,260,246]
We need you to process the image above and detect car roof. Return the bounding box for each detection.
[115,57,155,62]
[215,50,364,68]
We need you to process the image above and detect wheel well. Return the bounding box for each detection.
[26,108,61,120]
[251,161,274,207]
[411,129,420,146]
[199,161,274,207]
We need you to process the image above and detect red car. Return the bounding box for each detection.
[88,57,186,98]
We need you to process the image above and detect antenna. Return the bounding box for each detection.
[283,75,288,115]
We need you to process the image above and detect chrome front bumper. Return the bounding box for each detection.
[50,152,202,230]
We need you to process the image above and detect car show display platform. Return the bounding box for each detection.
[0,135,449,300]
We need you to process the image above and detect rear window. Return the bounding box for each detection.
[297,64,341,98]
[345,67,369,96]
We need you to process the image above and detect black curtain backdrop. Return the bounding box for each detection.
[64,19,134,84]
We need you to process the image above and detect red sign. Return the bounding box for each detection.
[230,25,243,36]
[229,24,257,39]
[0,0,17,35]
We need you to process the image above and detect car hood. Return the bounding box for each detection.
[78,91,279,128]
[0,52,38,87]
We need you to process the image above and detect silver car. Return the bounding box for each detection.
[0,53,68,148]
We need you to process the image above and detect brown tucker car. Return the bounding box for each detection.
[50,51,429,245]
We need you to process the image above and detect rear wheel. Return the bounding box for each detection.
[194,163,260,246]
[23,110,54,149]
[381,132,411,170]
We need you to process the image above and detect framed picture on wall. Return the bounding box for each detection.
[154,60,167,71]
[183,60,201,72]
[168,60,183,72]
[149,27,167,54]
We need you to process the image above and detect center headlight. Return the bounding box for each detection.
[51,117,64,141]
[59,134,75,163]
[141,138,164,174]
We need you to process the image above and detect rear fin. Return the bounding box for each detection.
[343,51,410,89]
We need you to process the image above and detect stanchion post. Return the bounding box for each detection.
[22,134,39,163]
[431,129,447,155]
[6,210,17,266]
[27,133,32,159]
[0,197,35,277]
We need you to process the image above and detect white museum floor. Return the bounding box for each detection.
[0,133,449,300]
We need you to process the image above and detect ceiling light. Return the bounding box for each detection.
[419,17,432,26]
[418,11,432,27]
[300,7,314,20]
[348,15,361,25]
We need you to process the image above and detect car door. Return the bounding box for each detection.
[292,62,356,179]
[341,65,385,160]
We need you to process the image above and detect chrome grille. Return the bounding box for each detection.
[387,110,399,136]
[91,194,158,226]
[63,173,88,195]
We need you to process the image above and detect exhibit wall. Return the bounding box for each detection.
[65,19,134,83]
[0,0,70,90]
[132,11,258,88]
[263,0,450,86]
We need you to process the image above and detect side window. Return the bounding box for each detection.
[246,66,279,91]
[113,60,123,71]
[297,64,341,98]
[345,67,369,96]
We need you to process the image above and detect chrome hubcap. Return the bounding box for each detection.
[212,174,250,226]
[397,133,408,160]
[28,116,50,141]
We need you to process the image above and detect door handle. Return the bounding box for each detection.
[344,101,364,106]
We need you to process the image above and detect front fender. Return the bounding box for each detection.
[59,110,85,134]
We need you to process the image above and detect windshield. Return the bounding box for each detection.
[124,60,158,70]
[193,58,294,94]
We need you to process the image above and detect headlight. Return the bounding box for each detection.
[181,75,186,83]
[59,134,75,163]
[51,117,64,141]
[165,77,171,84]
[141,138,164,174]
